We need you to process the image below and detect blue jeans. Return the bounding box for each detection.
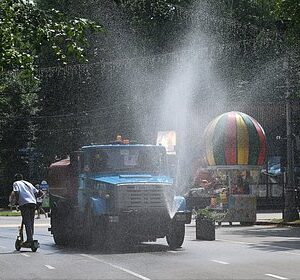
[20,203,36,242]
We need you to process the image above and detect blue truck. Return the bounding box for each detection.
[48,139,191,249]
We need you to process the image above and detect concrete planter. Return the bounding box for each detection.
[196,218,215,241]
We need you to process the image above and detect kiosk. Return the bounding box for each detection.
[203,111,267,224]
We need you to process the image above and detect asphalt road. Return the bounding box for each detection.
[1,216,300,280]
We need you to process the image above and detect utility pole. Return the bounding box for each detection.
[283,56,299,221]
[276,19,300,221]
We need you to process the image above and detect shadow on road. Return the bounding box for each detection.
[249,239,300,252]
[43,241,172,256]
[218,225,300,251]
[228,225,300,238]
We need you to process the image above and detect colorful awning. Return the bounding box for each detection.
[204,111,266,167]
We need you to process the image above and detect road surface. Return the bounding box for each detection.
[1,216,300,280]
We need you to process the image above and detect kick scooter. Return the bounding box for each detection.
[15,221,39,252]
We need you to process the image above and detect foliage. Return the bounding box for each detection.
[274,0,300,41]
[114,0,192,52]
[115,0,191,22]
[0,70,40,198]
[33,0,300,165]
[0,0,103,198]
[1,0,300,196]
[113,0,300,56]
[0,0,103,81]
[113,0,299,103]
[194,208,228,222]
[0,210,21,216]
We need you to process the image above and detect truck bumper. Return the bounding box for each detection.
[107,210,192,224]
[106,209,191,241]
[106,210,170,240]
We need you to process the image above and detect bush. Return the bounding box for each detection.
[194,208,228,222]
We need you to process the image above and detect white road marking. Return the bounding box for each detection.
[45,265,55,270]
[81,254,151,280]
[21,253,30,257]
[265,273,288,280]
[218,239,300,256]
[211,259,229,265]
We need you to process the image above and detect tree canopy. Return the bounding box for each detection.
[0,0,300,203]
[0,0,103,198]
[0,0,102,83]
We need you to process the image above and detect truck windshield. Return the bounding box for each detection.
[87,146,167,174]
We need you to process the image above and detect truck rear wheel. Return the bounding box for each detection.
[166,222,185,249]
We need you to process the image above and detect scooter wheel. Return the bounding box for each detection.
[31,241,39,252]
[15,239,21,251]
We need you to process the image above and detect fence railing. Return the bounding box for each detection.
[254,182,300,210]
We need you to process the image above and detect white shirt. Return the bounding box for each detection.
[13,180,38,206]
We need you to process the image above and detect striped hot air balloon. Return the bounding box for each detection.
[204,111,266,167]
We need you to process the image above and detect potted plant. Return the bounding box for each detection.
[194,208,227,240]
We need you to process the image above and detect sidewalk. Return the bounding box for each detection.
[256,210,282,221]
[256,210,300,226]
[0,210,49,228]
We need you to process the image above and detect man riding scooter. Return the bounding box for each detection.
[10,173,43,246]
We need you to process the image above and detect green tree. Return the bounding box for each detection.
[0,0,103,202]
[0,0,103,81]
[274,0,300,41]
[114,0,192,52]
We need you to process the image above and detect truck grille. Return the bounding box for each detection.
[116,184,171,210]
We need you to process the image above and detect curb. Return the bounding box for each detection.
[255,221,300,227]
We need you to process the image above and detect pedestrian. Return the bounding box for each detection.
[10,174,39,245]
[35,184,47,219]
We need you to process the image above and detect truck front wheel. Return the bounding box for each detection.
[51,201,73,246]
[52,217,69,245]
[52,209,69,245]
[83,206,107,248]
[53,228,69,245]
[166,222,185,249]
